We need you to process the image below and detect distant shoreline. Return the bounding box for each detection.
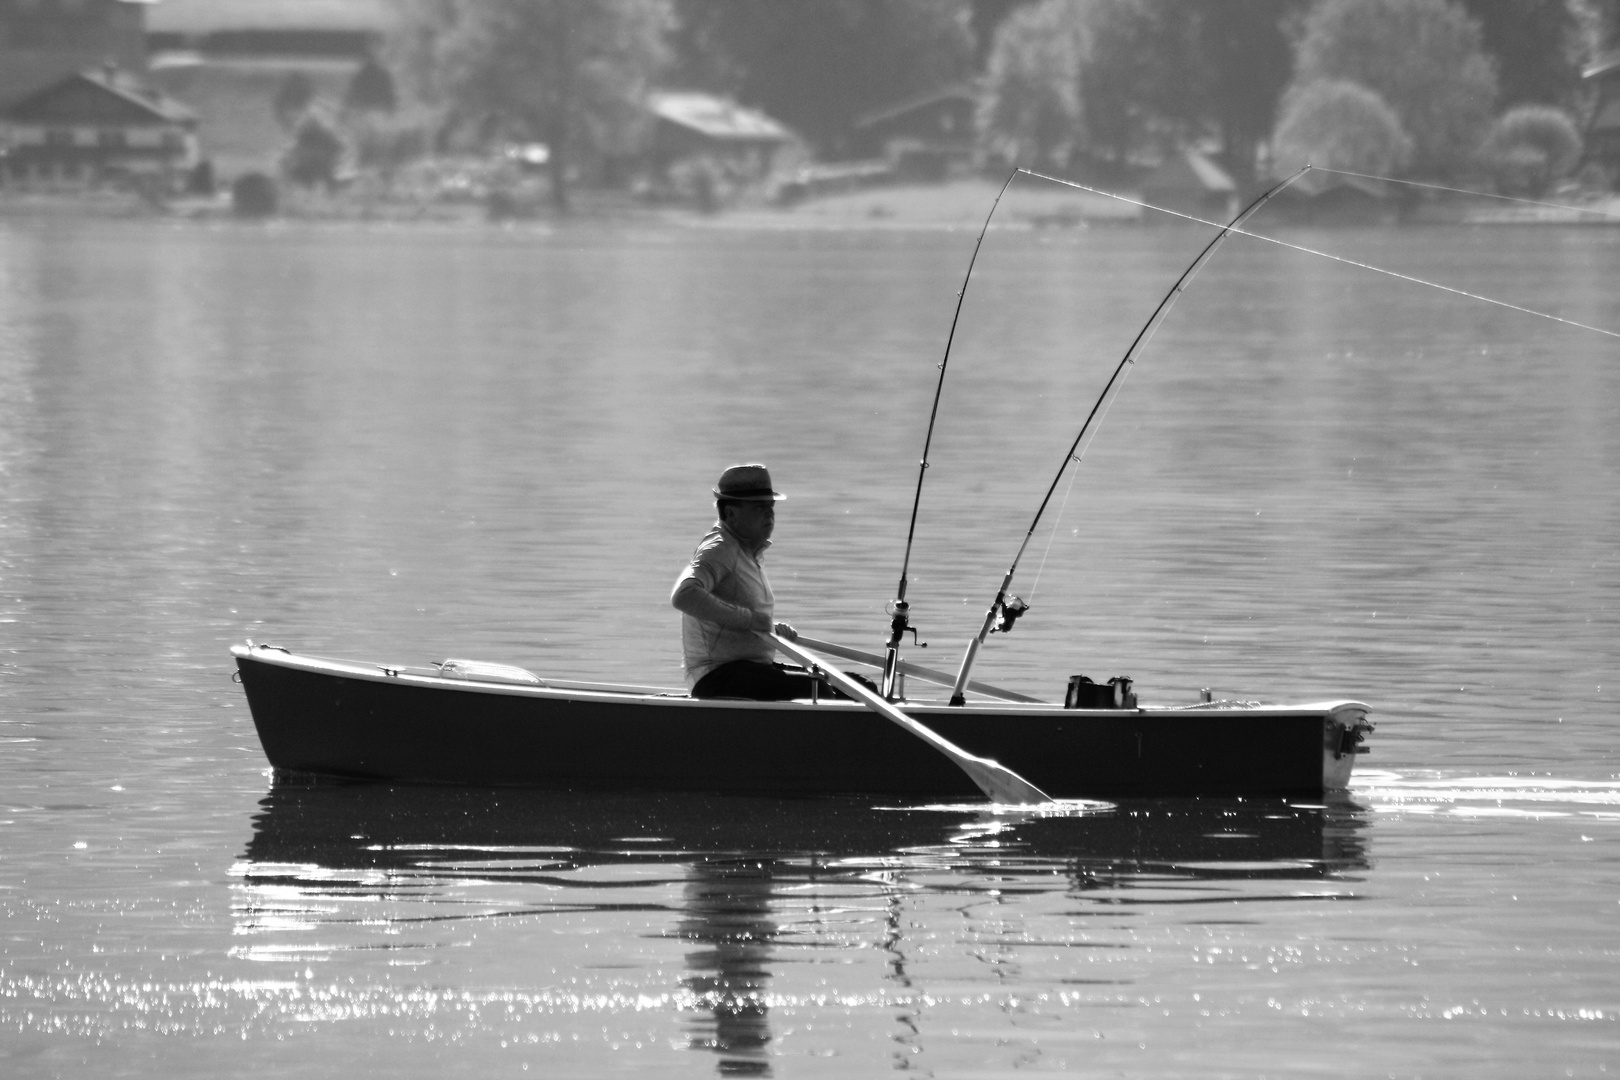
[4,178,1618,228]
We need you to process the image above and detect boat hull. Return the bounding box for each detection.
[231,645,1371,799]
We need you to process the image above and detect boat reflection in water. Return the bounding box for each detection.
[235,784,1369,1074]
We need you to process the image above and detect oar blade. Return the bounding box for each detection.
[957,757,1051,805]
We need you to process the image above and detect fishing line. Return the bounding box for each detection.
[1309,166,1620,222]
[1027,358,1133,603]
[1020,167,1620,340]
[1022,165,1619,621]
[1025,439,1083,606]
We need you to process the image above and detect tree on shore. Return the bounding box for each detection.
[282,111,347,188]
[1588,0,1620,51]
[1480,104,1583,193]
[1458,0,1585,108]
[977,0,1086,171]
[1291,0,1498,179]
[391,0,674,211]
[1071,0,1190,167]
[1192,0,1302,185]
[273,71,316,131]
[976,0,1301,184]
[343,56,399,115]
[1271,78,1412,175]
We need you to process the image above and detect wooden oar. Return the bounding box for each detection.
[793,634,1046,704]
[771,633,1050,805]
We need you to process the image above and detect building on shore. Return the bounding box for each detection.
[1,64,196,189]
[144,0,398,179]
[649,92,794,166]
[1269,171,1398,226]
[851,83,979,180]
[0,0,152,108]
[1140,149,1238,224]
[646,91,797,205]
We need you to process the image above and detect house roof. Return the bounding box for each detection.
[3,68,195,125]
[147,0,402,34]
[648,92,793,143]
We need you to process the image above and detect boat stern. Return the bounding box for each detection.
[1322,702,1374,790]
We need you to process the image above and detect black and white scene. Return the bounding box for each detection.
[2,0,1618,1075]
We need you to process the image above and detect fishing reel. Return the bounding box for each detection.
[885,598,925,648]
[991,596,1029,634]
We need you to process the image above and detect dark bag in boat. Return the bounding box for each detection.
[1064,674,1135,709]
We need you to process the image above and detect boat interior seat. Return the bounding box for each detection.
[436,658,547,686]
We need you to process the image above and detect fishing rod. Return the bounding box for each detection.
[880,168,1019,700]
[946,165,1312,706]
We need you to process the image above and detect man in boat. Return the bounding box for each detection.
[671,463,839,700]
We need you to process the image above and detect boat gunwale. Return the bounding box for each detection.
[230,644,1370,720]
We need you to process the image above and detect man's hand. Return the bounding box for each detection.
[773,622,798,641]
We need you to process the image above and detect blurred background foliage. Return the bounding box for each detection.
[357,0,1620,204]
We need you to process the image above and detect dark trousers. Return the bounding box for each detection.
[692,658,865,701]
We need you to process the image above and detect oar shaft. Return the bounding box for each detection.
[772,634,1049,804]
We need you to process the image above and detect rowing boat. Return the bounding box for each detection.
[231,641,1371,798]
[231,170,1385,801]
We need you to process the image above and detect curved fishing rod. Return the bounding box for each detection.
[946,165,1312,706]
[881,167,1020,699]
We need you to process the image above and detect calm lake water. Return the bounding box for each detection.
[1,204,1617,1077]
